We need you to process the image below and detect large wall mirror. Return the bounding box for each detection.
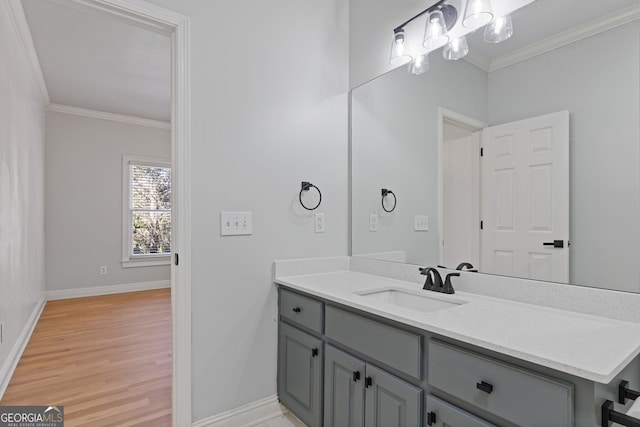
[351,0,640,293]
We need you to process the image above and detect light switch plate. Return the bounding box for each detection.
[414,215,429,231]
[221,212,253,235]
[314,213,326,233]
[369,214,378,232]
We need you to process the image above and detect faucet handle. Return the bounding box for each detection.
[456,262,478,272]
[443,272,460,294]
[421,268,443,291]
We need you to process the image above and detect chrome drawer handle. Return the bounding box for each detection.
[476,381,494,394]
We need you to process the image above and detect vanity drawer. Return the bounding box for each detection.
[280,289,323,334]
[427,394,496,427]
[325,305,422,380]
[428,340,574,426]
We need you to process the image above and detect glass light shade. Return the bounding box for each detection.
[389,29,412,65]
[443,36,469,60]
[423,9,449,49]
[463,0,493,29]
[484,14,513,43]
[407,54,429,75]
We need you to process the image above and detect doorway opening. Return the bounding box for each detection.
[438,108,486,270]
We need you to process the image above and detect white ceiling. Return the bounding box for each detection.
[22,0,171,122]
[19,0,638,121]
[466,0,639,65]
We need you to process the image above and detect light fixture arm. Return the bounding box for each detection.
[393,0,448,33]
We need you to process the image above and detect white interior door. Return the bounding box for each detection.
[443,132,480,269]
[481,111,569,282]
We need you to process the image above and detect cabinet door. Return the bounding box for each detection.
[324,345,366,427]
[426,395,496,427]
[278,322,323,427]
[364,364,422,427]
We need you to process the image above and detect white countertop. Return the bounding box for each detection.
[275,270,640,384]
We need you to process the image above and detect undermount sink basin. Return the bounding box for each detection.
[355,287,467,314]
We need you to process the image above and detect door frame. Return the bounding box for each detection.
[71,1,192,425]
[437,108,486,267]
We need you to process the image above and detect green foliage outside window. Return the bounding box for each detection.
[131,165,171,255]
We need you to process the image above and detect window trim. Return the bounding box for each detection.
[122,155,172,268]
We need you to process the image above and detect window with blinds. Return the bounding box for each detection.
[127,160,171,258]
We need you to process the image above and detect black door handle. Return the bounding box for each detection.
[476,381,494,394]
[311,348,318,357]
[292,307,301,313]
[353,371,360,382]
[543,240,564,248]
[365,376,372,388]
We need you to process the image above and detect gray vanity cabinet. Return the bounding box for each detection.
[364,363,422,427]
[426,395,496,427]
[324,345,365,427]
[324,344,422,427]
[278,321,323,427]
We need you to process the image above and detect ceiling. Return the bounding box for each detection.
[19,0,638,121]
[22,0,171,122]
[466,0,639,67]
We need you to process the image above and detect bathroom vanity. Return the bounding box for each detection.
[274,258,640,427]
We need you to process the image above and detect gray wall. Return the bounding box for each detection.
[488,22,640,292]
[44,111,171,292]
[136,0,350,422]
[0,1,46,385]
[352,54,488,265]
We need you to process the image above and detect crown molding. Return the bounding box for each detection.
[47,103,171,129]
[489,4,640,72]
[464,49,491,72]
[3,0,50,105]
[67,0,183,34]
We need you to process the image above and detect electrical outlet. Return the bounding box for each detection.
[314,213,326,233]
[100,266,108,275]
[414,215,429,231]
[369,214,378,232]
[0,322,5,344]
[220,212,253,236]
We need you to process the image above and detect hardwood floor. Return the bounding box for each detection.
[1,289,172,426]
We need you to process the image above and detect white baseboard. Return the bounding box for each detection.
[192,395,290,427]
[0,296,46,400]
[46,280,171,301]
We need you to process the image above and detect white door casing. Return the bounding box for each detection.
[443,132,481,269]
[481,111,570,282]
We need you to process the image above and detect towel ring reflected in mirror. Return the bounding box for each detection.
[299,181,322,211]
[381,188,397,212]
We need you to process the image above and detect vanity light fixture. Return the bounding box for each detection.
[389,0,457,65]
[390,0,514,75]
[389,28,412,66]
[423,8,450,49]
[463,0,493,29]
[483,13,513,43]
[443,35,469,60]
[408,54,430,74]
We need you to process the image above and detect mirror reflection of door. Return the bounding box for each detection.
[443,110,570,282]
[482,111,570,282]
